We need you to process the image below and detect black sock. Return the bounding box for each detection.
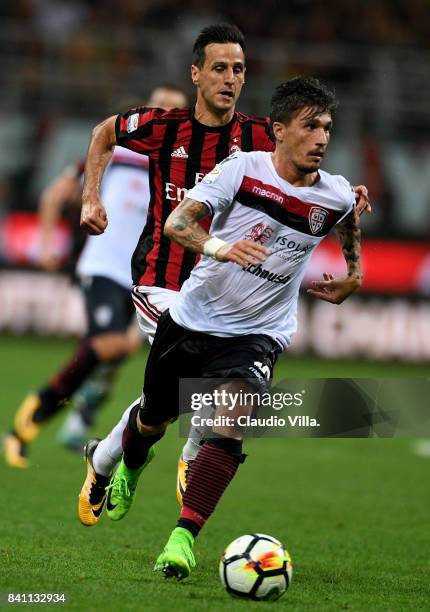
[32,388,65,423]
[176,518,201,538]
[122,403,164,469]
[32,340,99,424]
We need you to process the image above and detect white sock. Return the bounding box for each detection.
[181,402,214,462]
[181,437,201,463]
[61,412,87,437]
[92,396,141,476]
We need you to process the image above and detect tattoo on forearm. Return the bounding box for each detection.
[165,198,211,253]
[335,208,362,279]
[171,216,187,232]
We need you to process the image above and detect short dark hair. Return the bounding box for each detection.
[270,77,338,126]
[192,24,245,68]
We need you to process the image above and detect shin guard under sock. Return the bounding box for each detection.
[122,403,164,469]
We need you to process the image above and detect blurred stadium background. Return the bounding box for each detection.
[0,0,429,364]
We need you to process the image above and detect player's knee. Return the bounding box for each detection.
[90,333,130,361]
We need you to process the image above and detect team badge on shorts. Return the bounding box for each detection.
[309,206,328,234]
[94,305,113,327]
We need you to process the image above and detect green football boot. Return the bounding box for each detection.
[106,447,154,521]
[154,527,196,580]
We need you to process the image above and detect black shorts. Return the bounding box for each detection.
[140,311,281,425]
[80,276,135,337]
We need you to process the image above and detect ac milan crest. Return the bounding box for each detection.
[309,207,328,235]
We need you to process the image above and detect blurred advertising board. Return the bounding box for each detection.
[0,212,71,266]
[0,270,429,361]
[1,213,429,295]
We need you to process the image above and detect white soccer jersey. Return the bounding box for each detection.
[77,147,150,289]
[170,151,355,349]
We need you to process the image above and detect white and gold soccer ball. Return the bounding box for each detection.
[219,533,293,601]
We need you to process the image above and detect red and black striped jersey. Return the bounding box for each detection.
[115,107,274,291]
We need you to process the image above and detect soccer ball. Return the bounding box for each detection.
[219,533,293,601]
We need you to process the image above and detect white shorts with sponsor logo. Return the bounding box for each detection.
[131,285,178,344]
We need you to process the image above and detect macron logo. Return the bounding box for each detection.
[171,146,189,159]
[252,185,284,204]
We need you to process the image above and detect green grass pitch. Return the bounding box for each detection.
[1,335,429,611]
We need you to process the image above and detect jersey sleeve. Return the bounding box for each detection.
[115,107,160,154]
[254,118,275,152]
[186,152,247,215]
[334,176,356,224]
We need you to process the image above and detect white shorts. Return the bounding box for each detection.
[131,285,178,344]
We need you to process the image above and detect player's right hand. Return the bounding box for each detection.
[215,240,268,267]
[80,198,108,235]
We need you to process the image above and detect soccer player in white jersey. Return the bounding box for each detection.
[3,85,188,469]
[77,25,371,530]
[103,77,363,579]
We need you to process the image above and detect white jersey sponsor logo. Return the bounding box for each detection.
[165,173,205,201]
[309,206,328,234]
[242,262,291,285]
[252,184,284,204]
[273,235,313,264]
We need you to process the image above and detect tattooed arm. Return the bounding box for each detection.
[164,197,268,267]
[164,198,212,253]
[335,207,362,282]
[307,208,362,304]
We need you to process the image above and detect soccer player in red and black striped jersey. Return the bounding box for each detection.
[78,25,371,527]
[82,33,273,292]
[78,24,276,519]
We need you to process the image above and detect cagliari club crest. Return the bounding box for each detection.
[309,206,328,234]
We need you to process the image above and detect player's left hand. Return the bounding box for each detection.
[307,272,362,304]
[352,185,371,215]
